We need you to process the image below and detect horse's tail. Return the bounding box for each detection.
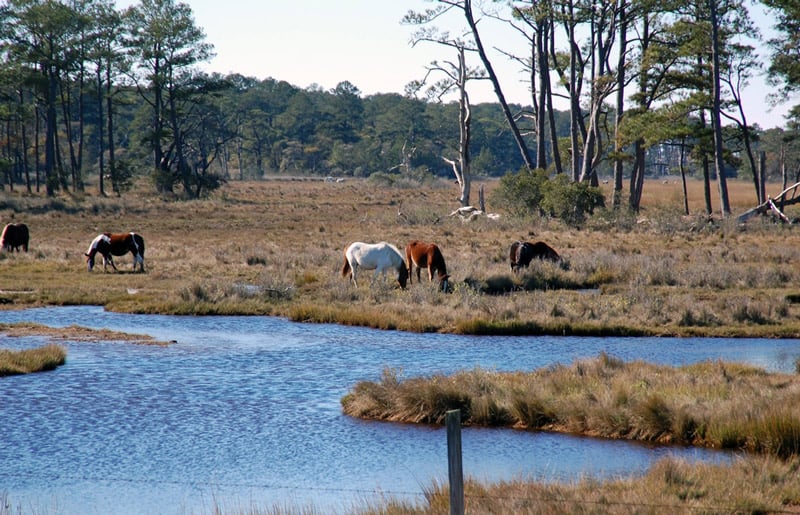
[132,233,145,257]
[19,224,29,252]
[509,241,521,271]
[0,224,8,249]
[341,251,351,278]
[404,244,414,283]
[132,233,146,272]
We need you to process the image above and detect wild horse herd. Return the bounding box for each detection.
[2,222,561,289]
[1,223,146,273]
[341,238,562,292]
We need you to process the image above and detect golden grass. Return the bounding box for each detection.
[359,455,800,514]
[342,354,800,457]
[2,177,800,337]
[0,343,66,375]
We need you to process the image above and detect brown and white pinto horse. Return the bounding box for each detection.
[510,240,561,273]
[405,240,449,291]
[86,232,146,272]
[1,223,29,252]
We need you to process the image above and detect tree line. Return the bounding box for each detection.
[1,0,800,216]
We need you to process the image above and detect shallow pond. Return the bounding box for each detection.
[2,306,799,514]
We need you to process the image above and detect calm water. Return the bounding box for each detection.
[2,306,800,514]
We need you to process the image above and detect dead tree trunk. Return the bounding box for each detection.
[737,181,800,224]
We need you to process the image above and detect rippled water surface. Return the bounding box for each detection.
[2,306,800,514]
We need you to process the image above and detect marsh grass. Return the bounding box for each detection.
[356,455,800,514]
[0,343,65,375]
[3,177,800,336]
[342,354,800,458]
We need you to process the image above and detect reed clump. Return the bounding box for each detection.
[342,354,800,458]
[0,343,66,375]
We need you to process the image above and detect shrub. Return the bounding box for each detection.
[491,168,549,217]
[491,168,605,226]
[540,173,606,226]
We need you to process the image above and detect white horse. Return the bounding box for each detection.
[341,241,409,288]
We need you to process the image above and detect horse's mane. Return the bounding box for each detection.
[382,242,403,258]
[87,234,105,253]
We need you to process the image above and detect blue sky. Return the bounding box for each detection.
[116,0,792,129]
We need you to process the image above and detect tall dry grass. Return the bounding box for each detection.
[2,176,800,338]
[0,343,66,375]
[3,178,800,512]
[342,354,800,457]
[358,455,800,514]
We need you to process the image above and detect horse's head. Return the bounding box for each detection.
[85,250,97,271]
[397,265,409,289]
[438,274,450,292]
[85,234,109,271]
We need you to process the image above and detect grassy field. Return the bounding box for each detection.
[2,175,800,337]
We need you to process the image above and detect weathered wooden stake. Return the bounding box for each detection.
[446,409,464,515]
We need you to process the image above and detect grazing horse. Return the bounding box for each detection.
[86,232,146,272]
[0,223,29,252]
[510,240,561,273]
[405,240,449,291]
[341,241,408,288]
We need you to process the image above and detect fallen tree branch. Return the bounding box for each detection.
[737,181,800,223]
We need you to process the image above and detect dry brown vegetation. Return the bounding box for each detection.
[0,322,170,345]
[1,176,800,338]
[359,456,800,514]
[342,353,800,457]
[0,343,65,375]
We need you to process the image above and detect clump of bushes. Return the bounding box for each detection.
[492,168,605,226]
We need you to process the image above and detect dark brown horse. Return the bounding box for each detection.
[510,240,560,273]
[1,223,29,252]
[405,240,449,291]
[85,232,146,272]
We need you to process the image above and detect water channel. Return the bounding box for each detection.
[2,306,800,514]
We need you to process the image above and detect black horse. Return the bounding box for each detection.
[509,240,561,273]
[1,223,29,252]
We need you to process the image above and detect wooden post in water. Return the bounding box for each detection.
[446,409,464,515]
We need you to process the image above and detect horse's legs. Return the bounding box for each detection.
[132,252,145,272]
[372,266,389,287]
[350,263,359,287]
[104,254,117,272]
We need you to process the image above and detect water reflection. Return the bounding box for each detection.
[2,306,799,514]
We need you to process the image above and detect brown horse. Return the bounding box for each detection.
[510,240,561,273]
[85,232,146,272]
[405,240,449,291]
[0,223,29,252]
